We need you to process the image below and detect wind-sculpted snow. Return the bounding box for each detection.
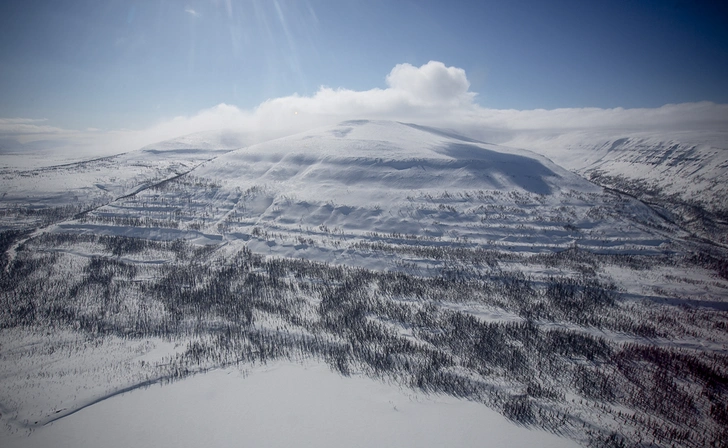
[1,121,727,448]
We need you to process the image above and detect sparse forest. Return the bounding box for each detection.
[1,231,726,447]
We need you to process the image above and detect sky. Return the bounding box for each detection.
[1,0,727,157]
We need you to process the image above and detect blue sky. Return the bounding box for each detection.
[1,0,727,133]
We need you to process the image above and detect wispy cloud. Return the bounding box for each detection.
[0,118,73,139]
[1,61,726,162]
[184,7,199,17]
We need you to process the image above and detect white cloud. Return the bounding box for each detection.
[250,61,480,129]
[185,7,199,17]
[386,61,474,107]
[0,118,73,141]
[1,61,726,162]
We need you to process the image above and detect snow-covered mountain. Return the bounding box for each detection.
[506,132,728,245]
[54,120,688,265]
[1,121,727,448]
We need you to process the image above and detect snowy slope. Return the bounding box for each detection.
[505,131,728,244]
[0,129,285,230]
[56,120,687,266]
[137,128,289,153]
[511,134,728,210]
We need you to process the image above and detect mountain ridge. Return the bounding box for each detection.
[39,119,690,271]
[503,132,728,246]
[2,120,728,448]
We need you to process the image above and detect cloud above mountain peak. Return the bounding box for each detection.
[1,61,726,162]
[386,61,474,106]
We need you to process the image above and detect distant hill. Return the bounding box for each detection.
[506,132,728,246]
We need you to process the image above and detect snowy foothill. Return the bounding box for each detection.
[0,128,289,231]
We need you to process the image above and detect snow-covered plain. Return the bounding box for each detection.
[2,361,578,448]
[1,120,727,448]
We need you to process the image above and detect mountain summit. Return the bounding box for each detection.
[56,120,680,265]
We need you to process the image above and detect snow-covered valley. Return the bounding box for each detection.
[1,121,727,447]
